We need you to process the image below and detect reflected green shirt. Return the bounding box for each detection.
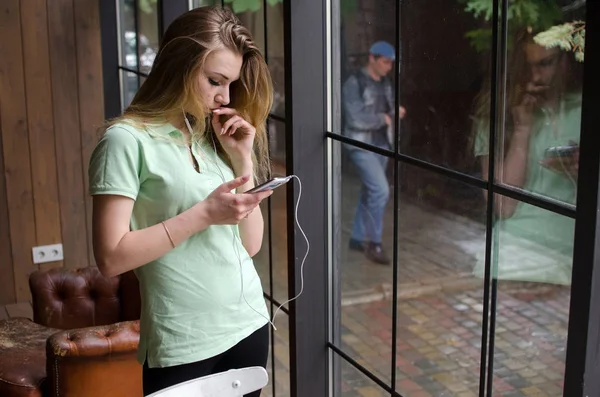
[88,121,268,368]
[473,94,582,284]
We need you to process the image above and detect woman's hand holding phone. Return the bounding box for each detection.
[540,142,579,180]
[200,175,272,225]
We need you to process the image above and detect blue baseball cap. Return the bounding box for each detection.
[369,41,395,61]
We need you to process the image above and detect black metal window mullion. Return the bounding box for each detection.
[133,0,141,88]
[258,2,280,396]
[328,343,396,395]
[269,114,286,123]
[118,66,149,78]
[262,0,269,65]
[390,0,401,393]
[266,120,277,397]
[262,292,290,315]
[157,0,164,39]
[482,0,508,395]
[564,2,600,395]
[326,132,576,219]
[159,0,188,36]
[267,215,276,397]
[100,0,121,118]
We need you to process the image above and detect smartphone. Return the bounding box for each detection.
[246,176,293,193]
[544,145,578,159]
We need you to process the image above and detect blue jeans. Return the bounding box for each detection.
[348,145,390,244]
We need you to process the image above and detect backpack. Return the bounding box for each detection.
[341,70,369,132]
[341,70,391,132]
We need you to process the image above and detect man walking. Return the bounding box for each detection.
[343,41,405,265]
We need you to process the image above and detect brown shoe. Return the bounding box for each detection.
[349,239,367,252]
[365,243,390,265]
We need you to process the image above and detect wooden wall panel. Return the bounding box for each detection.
[0,106,16,305]
[21,0,63,265]
[0,0,38,302]
[0,0,105,304]
[47,0,89,270]
[74,0,105,268]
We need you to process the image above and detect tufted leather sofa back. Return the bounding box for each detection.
[45,320,142,397]
[29,267,141,330]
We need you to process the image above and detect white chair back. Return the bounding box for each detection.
[147,366,269,397]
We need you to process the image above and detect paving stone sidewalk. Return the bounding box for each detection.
[255,172,570,397]
[262,285,569,397]
[338,286,569,397]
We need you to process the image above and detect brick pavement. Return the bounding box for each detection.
[254,172,571,397]
[262,286,569,397]
[339,286,569,397]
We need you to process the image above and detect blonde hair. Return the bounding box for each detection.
[468,28,568,157]
[101,6,273,182]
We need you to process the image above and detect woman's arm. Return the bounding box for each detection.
[93,175,270,277]
[479,93,536,219]
[231,159,266,257]
[92,195,210,277]
[479,126,532,219]
[495,128,531,218]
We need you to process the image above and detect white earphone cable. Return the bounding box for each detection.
[184,112,308,331]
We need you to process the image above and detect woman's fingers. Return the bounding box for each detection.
[220,115,242,135]
[227,190,271,210]
[213,108,238,117]
[228,120,246,136]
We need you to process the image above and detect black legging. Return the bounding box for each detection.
[143,325,269,396]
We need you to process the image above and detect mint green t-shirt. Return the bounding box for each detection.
[88,121,269,368]
[472,94,581,285]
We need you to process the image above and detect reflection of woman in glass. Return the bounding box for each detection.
[470,28,582,286]
[89,7,273,396]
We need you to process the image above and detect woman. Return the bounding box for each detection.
[89,6,274,396]
[468,27,582,287]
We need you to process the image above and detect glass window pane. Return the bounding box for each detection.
[254,199,273,298]
[489,195,573,394]
[337,0,399,160]
[191,0,219,8]
[338,356,389,396]
[393,0,485,176]
[230,1,265,53]
[119,0,137,70]
[136,0,159,75]
[255,119,287,306]
[273,312,290,397]
[393,164,487,395]
[264,311,290,397]
[266,2,285,117]
[121,70,138,110]
[269,118,286,165]
[473,4,585,204]
[334,141,396,386]
[268,145,287,305]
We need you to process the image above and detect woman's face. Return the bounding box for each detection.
[198,49,243,110]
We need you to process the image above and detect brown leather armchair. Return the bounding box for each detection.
[0,267,143,397]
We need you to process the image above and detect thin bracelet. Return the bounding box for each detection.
[161,221,176,248]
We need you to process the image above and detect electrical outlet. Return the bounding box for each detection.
[32,244,64,264]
